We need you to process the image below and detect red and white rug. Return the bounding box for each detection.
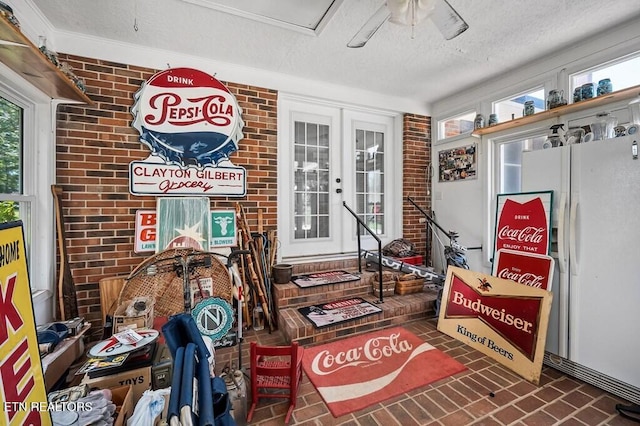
[302,326,467,417]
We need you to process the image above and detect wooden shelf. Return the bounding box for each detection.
[472,83,640,136]
[0,15,92,104]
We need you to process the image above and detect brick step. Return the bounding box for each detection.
[277,289,439,347]
[273,270,380,310]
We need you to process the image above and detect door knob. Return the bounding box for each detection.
[336,188,342,193]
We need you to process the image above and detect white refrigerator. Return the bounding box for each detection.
[522,135,640,402]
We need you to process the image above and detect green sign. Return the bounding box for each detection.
[210,210,237,248]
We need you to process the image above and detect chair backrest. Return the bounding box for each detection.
[250,341,301,383]
[248,341,303,424]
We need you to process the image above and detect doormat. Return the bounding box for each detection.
[297,297,381,329]
[292,270,360,288]
[302,326,467,418]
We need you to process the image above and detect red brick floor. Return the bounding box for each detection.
[216,318,638,426]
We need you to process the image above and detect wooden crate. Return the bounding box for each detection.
[372,280,395,297]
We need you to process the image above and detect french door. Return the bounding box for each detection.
[278,97,401,260]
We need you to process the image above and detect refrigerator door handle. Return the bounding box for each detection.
[569,197,579,276]
[557,192,567,274]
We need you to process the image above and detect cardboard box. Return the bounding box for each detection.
[82,365,152,402]
[113,299,154,333]
[42,325,89,391]
[111,385,134,426]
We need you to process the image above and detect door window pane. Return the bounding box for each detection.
[355,128,385,235]
[293,121,330,240]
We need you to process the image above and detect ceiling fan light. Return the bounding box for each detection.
[387,0,436,26]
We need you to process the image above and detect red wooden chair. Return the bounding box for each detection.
[246,341,304,424]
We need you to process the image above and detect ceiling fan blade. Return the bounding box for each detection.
[347,3,391,48]
[431,0,469,40]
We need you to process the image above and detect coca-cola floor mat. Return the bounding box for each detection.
[302,326,467,417]
[291,270,360,288]
[297,297,382,329]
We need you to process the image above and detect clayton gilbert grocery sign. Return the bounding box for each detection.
[130,67,246,196]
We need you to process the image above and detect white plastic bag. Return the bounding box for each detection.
[127,388,171,426]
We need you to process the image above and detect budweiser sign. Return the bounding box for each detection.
[437,267,553,384]
[494,193,552,256]
[444,274,542,360]
[493,249,554,290]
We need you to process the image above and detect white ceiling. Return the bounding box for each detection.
[27,0,640,107]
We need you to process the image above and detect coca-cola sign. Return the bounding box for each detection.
[493,192,552,257]
[437,267,552,385]
[493,249,554,291]
[301,326,467,417]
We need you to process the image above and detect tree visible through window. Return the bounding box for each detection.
[0,96,22,223]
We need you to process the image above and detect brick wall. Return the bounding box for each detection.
[53,54,431,338]
[402,114,432,263]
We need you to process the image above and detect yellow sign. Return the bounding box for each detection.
[0,221,51,425]
[437,267,552,384]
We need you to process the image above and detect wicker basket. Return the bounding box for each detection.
[395,278,425,295]
[118,248,233,317]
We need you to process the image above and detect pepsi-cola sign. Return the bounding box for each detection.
[130,68,246,196]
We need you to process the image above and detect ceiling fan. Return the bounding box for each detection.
[347,0,469,48]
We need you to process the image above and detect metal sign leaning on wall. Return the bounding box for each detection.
[130,67,247,197]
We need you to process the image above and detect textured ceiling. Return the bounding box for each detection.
[27,0,640,107]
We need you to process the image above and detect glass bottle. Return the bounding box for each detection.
[253,305,265,331]
[597,78,613,96]
[473,114,484,130]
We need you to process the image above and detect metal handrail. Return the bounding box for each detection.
[407,197,482,256]
[342,201,385,303]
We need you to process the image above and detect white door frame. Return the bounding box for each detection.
[277,94,403,262]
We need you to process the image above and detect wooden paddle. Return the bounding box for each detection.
[51,185,79,321]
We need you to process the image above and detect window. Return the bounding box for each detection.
[0,68,56,325]
[437,111,475,140]
[0,94,33,270]
[0,96,23,223]
[493,88,545,123]
[495,134,547,194]
[571,52,640,96]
